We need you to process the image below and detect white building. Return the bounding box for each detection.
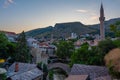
[71,32,77,39]
[27,38,39,48]
[31,48,48,64]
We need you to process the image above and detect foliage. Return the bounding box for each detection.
[37,62,42,70]
[98,39,117,55]
[110,21,120,37]
[6,42,17,61]
[85,36,94,40]
[70,39,118,66]
[37,62,48,80]
[70,44,103,66]
[104,48,120,79]
[0,73,7,80]
[108,62,120,79]
[113,39,120,47]
[48,70,54,80]
[43,63,48,73]
[0,32,18,63]
[15,31,31,62]
[0,32,9,59]
[56,41,74,59]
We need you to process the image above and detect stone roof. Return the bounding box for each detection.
[48,63,71,74]
[94,75,111,80]
[7,62,43,80]
[65,75,88,80]
[70,64,110,80]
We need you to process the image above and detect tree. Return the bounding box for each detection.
[104,48,120,79]
[0,32,9,59]
[98,39,117,55]
[6,42,17,60]
[70,43,103,66]
[56,41,74,59]
[15,31,31,62]
[0,73,7,80]
[113,40,120,48]
[110,21,120,37]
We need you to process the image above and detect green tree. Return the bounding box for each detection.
[0,32,9,59]
[110,21,120,37]
[0,73,7,80]
[98,39,117,55]
[48,70,54,80]
[113,40,120,48]
[70,43,104,66]
[6,42,17,59]
[70,44,89,66]
[15,31,31,62]
[56,41,74,59]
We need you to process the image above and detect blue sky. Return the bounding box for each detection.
[0,0,120,33]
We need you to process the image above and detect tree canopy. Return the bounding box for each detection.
[70,43,103,66]
[0,32,9,59]
[15,31,31,62]
[110,21,120,37]
[56,41,74,59]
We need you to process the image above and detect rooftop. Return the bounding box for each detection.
[70,64,110,80]
[7,62,43,80]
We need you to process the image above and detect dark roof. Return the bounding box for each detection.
[94,75,111,80]
[7,62,43,80]
[70,64,110,80]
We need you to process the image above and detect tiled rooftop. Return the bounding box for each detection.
[70,64,110,80]
[7,62,43,80]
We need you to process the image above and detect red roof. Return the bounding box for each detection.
[39,42,49,47]
[1,31,16,35]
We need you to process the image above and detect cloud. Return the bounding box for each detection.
[76,9,88,13]
[90,15,99,20]
[3,0,15,8]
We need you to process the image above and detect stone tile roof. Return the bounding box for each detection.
[7,62,43,80]
[94,75,111,80]
[70,64,110,80]
[65,75,88,80]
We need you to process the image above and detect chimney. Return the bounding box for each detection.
[15,62,19,72]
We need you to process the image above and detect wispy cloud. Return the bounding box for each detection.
[3,0,15,8]
[90,12,99,20]
[90,15,98,20]
[76,9,88,13]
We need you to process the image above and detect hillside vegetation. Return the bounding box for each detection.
[26,18,120,38]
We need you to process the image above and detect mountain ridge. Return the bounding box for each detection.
[26,17,120,38]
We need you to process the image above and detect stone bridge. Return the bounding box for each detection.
[47,63,71,74]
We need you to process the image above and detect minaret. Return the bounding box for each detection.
[99,3,105,40]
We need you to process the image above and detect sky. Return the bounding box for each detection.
[0,0,120,33]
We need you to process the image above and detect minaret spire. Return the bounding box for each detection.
[99,2,105,40]
[100,3,104,17]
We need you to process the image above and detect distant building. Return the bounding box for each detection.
[6,62,43,80]
[71,32,77,39]
[99,3,105,40]
[39,42,56,56]
[31,48,48,64]
[27,38,39,48]
[3,31,17,42]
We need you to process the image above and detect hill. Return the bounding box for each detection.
[25,18,120,38]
